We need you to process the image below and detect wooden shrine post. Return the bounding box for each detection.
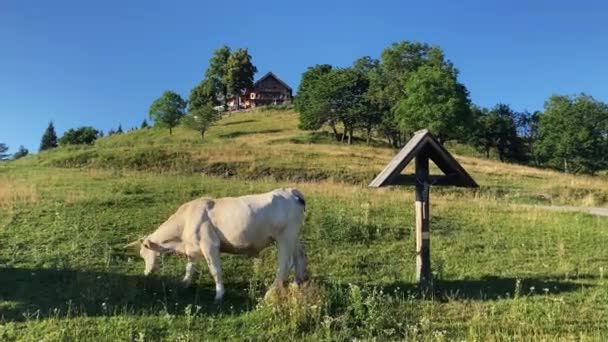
[415,153,431,287]
[369,129,478,291]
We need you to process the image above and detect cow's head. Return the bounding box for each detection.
[140,238,164,275]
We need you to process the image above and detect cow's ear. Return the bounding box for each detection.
[145,240,164,252]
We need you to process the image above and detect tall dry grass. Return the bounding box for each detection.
[0,179,39,208]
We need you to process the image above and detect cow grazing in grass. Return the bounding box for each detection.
[126,188,309,302]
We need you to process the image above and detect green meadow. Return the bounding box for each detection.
[1,109,607,341]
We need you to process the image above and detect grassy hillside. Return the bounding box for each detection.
[1,108,607,340]
[16,109,608,206]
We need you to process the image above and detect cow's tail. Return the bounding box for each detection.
[290,188,306,212]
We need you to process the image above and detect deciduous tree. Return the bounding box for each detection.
[516,110,541,165]
[149,91,187,135]
[472,104,523,161]
[370,41,458,147]
[394,65,471,143]
[537,94,608,174]
[58,127,100,145]
[13,145,29,159]
[189,78,219,115]
[205,46,231,108]
[353,57,383,145]
[297,67,368,144]
[224,48,257,109]
[295,64,333,132]
[182,104,218,140]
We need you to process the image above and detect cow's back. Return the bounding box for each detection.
[207,188,304,251]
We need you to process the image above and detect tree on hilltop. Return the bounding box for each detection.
[205,46,231,109]
[537,94,608,174]
[224,48,257,110]
[394,64,472,143]
[39,121,58,151]
[13,145,29,160]
[149,91,187,135]
[58,127,100,145]
[0,143,9,160]
[182,104,218,141]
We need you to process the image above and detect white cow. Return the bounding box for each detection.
[128,188,309,302]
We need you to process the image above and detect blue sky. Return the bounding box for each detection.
[1,0,607,154]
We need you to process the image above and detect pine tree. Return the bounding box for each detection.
[0,143,9,160]
[141,119,149,129]
[117,125,123,134]
[39,121,58,151]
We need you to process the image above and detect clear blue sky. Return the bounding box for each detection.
[1,0,607,154]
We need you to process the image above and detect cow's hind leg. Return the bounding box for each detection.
[198,224,225,303]
[205,247,224,303]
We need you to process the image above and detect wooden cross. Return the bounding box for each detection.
[369,129,478,290]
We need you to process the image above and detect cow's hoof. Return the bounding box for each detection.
[264,286,285,302]
[294,279,311,288]
[263,288,275,302]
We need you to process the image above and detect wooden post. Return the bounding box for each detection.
[415,153,431,289]
[368,130,478,292]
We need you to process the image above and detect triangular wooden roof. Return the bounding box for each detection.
[369,129,478,188]
[254,72,292,91]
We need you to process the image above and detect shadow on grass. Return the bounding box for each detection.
[319,275,589,303]
[219,129,284,139]
[0,267,255,322]
[378,275,588,301]
[221,119,257,126]
[272,131,391,148]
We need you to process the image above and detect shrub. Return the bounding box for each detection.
[58,127,100,146]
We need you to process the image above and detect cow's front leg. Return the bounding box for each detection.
[182,258,195,287]
[273,248,289,289]
[293,240,309,286]
[273,234,296,288]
